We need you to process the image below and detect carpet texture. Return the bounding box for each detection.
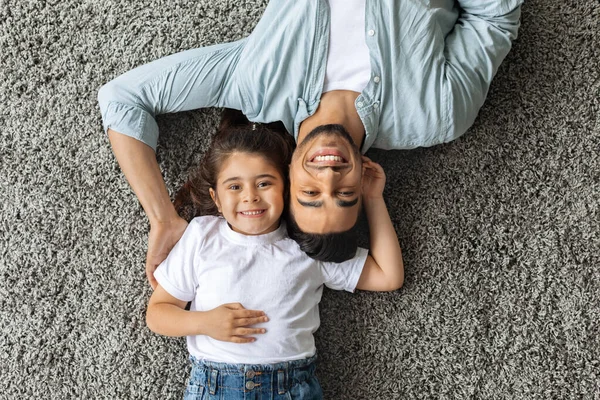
[1,0,599,399]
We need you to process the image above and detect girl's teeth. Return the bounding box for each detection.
[241,210,264,215]
[314,155,343,162]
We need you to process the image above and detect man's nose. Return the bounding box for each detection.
[316,167,341,183]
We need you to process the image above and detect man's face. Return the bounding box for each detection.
[289,127,363,233]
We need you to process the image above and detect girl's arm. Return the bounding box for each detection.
[356,158,404,292]
[147,284,269,343]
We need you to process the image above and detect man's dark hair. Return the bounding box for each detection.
[286,210,358,263]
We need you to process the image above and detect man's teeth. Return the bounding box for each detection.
[314,155,343,162]
[241,210,264,215]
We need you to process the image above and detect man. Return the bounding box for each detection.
[98,0,522,287]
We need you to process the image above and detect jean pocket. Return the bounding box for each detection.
[287,378,323,400]
[183,382,205,400]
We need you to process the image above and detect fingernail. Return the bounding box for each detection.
[261,329,266,333]
[263,317,269,322]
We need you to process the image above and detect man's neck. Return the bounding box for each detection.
[298,90,365,149]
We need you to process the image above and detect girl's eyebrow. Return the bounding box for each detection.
[222,174,278,184]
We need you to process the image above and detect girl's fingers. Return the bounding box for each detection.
[234,309,266,318]
[235,327,267,336]
[229,336,256,344]
[236,316,269,326]
[224,302,245,310]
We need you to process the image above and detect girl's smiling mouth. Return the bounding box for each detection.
[238,209,266,217]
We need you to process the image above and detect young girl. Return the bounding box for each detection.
[146,111,403,399]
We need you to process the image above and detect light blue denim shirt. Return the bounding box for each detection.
[98,0,522,152]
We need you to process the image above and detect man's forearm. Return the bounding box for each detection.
[108,129,178,225]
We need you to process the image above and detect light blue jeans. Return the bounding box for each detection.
[184,355,322,400]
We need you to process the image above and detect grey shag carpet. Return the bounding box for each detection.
[1,1,599,399]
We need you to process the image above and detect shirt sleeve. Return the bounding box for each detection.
[443,0,523,141]
[153,219,204,302]
[97,39,246,150]
[320,248,369,293]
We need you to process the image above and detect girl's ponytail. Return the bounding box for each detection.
[173,181,197,222]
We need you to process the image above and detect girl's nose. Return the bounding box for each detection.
[243,188,260,203]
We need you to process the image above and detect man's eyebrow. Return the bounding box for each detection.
[297,199,323,208]
[336,198,359,208]
[297,198,359,208]
[222,174,277,184]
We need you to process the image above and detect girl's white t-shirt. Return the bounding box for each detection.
[154,216,368,364]
[322,0,371,93]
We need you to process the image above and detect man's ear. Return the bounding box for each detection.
[209,188,221,212]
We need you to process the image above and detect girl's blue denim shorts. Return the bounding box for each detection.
[184,354,323,400]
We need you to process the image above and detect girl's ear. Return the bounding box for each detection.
[209,188,221,212]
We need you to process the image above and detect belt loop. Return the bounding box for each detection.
[277,369,285,394]
[209,368,218,395]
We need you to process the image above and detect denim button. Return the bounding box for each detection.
[246,370,255,379]
[368,29,375,36]
[373,76,381,83]
[246,381,255,390]
[357,101,364,108]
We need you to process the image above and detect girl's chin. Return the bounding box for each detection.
[234,221,280,236]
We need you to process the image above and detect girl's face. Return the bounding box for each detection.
[210,152,285,236]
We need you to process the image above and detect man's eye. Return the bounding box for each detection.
[337,191,354,197]
[302,190,318,197]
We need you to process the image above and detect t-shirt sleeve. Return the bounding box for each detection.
[320,247,369,293]
[153,219,203,302]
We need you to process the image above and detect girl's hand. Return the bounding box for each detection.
[203,303,268,343]
[146,216,189,289]
[361,156,386,200]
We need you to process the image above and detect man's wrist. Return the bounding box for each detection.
[149,208,181,227]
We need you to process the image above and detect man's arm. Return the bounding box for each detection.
[356,158,404,292]
[108,130,188,289]
[98,42,246,286]
[444,0,523,140]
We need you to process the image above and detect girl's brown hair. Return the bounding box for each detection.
[174,109,295,222]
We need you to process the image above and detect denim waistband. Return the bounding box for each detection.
[189,354,317,374]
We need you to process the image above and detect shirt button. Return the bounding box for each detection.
[373,76,381,83]
[373,102,379,109]
[246,381,255,390]
[368,29,375,36]
[357,101,364,108]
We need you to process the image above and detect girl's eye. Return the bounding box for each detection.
[257,181,272,188]
[302,190,318,197]
[228,184,241,190]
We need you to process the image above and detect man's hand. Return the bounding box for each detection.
[146,216,189,289]
[361,156,386,200]
[203,303,268,343]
